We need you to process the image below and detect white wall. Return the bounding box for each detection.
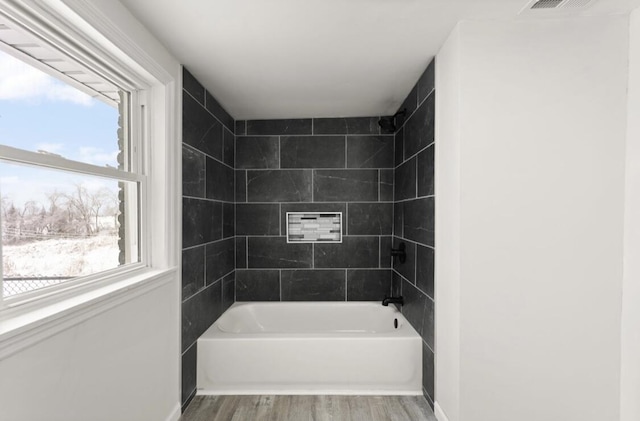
[436,16,629,421]
[0,1,182,420]
[0,281,179,421]
[621,7,640,421]
[434,23,461,421]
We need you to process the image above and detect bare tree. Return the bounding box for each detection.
[1,198,19,243]
[1,195,11,219]
[2,185,118,243]
[90,187,117,233]
[44,190,68,235]
[64,184,94,235]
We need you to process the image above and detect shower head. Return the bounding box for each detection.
[378,109,407,132]
[378,116,396,132]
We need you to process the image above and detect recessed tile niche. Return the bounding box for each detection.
[286,212,342,243]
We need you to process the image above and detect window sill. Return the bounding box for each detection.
[0,267,177,360]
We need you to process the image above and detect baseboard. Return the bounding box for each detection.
[165,403,181,421]
[434,402,450,421]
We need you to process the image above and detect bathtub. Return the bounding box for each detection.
[196,301,422,395]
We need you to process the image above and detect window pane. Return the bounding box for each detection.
[0,161,139,298]
[0,50,122,168]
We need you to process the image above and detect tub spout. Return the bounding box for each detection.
[382,296,404,306]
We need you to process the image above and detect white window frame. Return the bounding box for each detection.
[0,0,179,358]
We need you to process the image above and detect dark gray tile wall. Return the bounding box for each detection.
[281,270,346,301]
[181,67,235,411]
[313,117,380,134]
[281,136,345,168]
[179,61,436,411]
[391,59,436,407]
[180,345,197,408]
[235,116,395,302]
[347,269,393,300]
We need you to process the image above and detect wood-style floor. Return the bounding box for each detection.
[181,395,437,421]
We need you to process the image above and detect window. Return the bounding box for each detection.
[0,2,162,312]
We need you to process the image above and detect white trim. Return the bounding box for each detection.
[144,80,180,268]
[0,212,3,312]
[2,263,146,309]
[434,402,450,421]
[165,403,181,421]
[0,0,142,90]
[132,88,147,265]
[61,0,173,84]
[0,145,143,182]
[0,268,176,360]
[0,27,118,107]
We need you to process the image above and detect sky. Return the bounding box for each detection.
[0,50,120,209]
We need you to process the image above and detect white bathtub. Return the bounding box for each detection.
[196,301,422,395]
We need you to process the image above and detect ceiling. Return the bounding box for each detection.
[119,0,639,120]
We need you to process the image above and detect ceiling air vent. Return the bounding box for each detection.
[561,0,594,7]
[521,0,597,13]
[531,0,563,9]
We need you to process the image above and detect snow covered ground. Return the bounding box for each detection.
[2,234,119,297]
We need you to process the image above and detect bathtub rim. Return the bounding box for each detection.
[201,301,420,340]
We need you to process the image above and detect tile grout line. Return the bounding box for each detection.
[394,83,434,137]
[379,236,382,269]
[402,142,435,170]
[344,269,348,301]
[415,158,418,198]
[237,134,393,138]
[181,339,197,356]
[392,268,435,301]
[345,204,349,236]
[182,236,235,252]
[423,336,435,355]
[237,201,394,205]
[182,273,228,304]
[238,234,391,238]
[240,166,394,172]
[413,245,418,285]
[378,169,381,202]
[184,89,234,133]
[394,195,435,204]
[183,142,234,172]
[390,234,435,250]
[238,267,392,271]
[344,135,347,169]
[201,245,207,295]
[183,195,235,204]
